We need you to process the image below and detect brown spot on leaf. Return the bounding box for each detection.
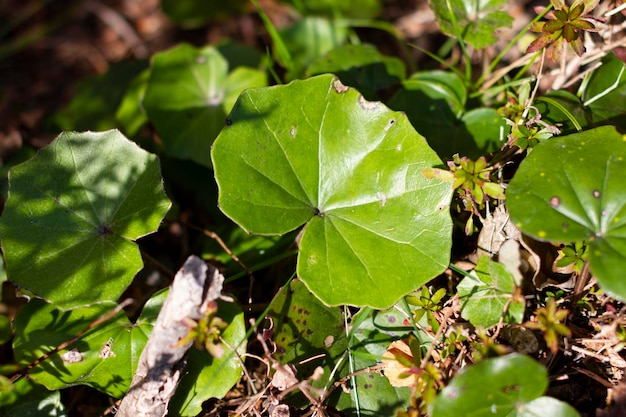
[358,94,380,111]
[333,79,349,93]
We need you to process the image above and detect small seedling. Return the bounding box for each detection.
[526,0,603,61]
[525,298,571,354]
[406,287,447,333]
[178,300,228,358]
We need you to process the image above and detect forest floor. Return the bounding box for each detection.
[1,1,625,417]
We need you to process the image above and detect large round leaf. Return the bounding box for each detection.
[142,43,267,167]
[508,126,626,300]
[0,130,171,309]
[430,354,579,417]
[212,74,453,308]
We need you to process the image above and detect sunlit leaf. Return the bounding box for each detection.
[457,256,524,328]
[430,0,513,49]
[508,126,626,301]
[212,74,453,308]
[430,354,579,417]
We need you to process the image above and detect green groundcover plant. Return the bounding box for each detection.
[1,0,626,416]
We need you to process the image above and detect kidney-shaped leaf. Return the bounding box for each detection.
[430,354,579,417]
[0,130,171,309]
[508,126,626,301]
[212,74,453,308]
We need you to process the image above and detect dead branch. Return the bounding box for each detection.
[116,255,224,417]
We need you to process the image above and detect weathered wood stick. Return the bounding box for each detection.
[116,255,224,417]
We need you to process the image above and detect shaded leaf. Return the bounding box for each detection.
[279,17,347,79]
[50,61,147,132]
[12,299,157,398]
[161,0,247,27]
[535,90,590,134]
[142,44,267,167]
[389,72,503,159]
[584,54,626,130]
[268,280,412,415]
[334,307,416,416]
[0,130,171,309]
[0,377,67,417]
[307,43,405,100]
[281,0,382,18]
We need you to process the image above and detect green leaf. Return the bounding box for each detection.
[457,256,524,328]
[169,301,246,416]
[461,107,507,154]
[279,17,348,79]
[142,44,267,167]
[507,126,626,301]
[430,0,514,49]
[335,307,415,415]
[429,354,580,417]
[268,279,348,389]
[307,43,405,100]
[116,68,150,138]
[0,377,67,417]
[12,298,157,398]
[0,130,171,309]
[212,74,453,308]
[0,314,11,344]
[584,54,626,130]
[216,41,264,70]
[267,280,411,415]
[535,90,589,134]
